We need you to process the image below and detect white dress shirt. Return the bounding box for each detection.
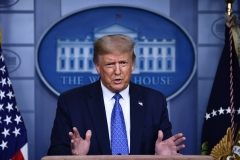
[100,81,131,151]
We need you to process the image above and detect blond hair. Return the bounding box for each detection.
[93,34,136,64]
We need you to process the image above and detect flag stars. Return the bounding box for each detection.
[237,108,240,114]
[12,127,21,137]
[15,106,19,112]
[7,78,12,87]
[206,106,240,120]
[0,78,6,87]
[0,54,4,62]
[0,50,27,154]
[4,115,12,125]
[0,104,4,111]
[14,115,22,125]
[0,90,5,100]
[0,65,6,75]
[6,90,14,99]
[0,140,8,151]
[1,128,10,138]
[205,113,211,120]
[212,109,217,117]
[6,103,13,112]
[218,107,225,115]
[226,107,232,114]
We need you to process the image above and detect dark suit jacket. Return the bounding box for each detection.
[48,80,172,155]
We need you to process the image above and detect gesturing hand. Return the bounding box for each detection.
[155,130,186,155]
[69,127,92,155]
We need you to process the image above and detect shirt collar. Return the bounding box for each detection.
[100,81,129,101]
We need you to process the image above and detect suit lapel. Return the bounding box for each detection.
[87,81,111,155]
[129,83,145,154]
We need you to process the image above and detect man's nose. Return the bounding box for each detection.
[114,63,121,75]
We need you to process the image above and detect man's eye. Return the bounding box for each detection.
[106,63,114,67]
[120,62,127,65]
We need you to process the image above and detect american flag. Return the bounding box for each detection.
[0,45,28,160]
[201,25,240,156]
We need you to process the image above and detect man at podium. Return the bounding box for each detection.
[48,34,186,155]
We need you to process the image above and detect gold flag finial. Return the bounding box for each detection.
[225,0,234,15]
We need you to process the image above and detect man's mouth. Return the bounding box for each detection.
[114,79,122,84]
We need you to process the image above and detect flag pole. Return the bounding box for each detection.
[225,0,235,154]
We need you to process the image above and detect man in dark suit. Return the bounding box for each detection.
[48,34,186,155]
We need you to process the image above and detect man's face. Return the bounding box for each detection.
[95,52,135,93]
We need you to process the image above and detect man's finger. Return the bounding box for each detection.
[169,133,183,141]
[73,127,81,138]
[156,130,163,143]
[70,139,76,150]
[176,144,185,151]
[85,130,92,142]
[69,132,75,139]
[174,137,186,146]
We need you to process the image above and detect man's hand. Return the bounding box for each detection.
[69,127,92,155]
[155,130,186,155]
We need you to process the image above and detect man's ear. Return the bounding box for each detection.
[131,61,135,71]
[94,63,100,74]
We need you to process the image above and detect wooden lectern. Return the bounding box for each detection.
[41,155,214,160]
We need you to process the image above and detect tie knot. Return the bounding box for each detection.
[113,93,122,100]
